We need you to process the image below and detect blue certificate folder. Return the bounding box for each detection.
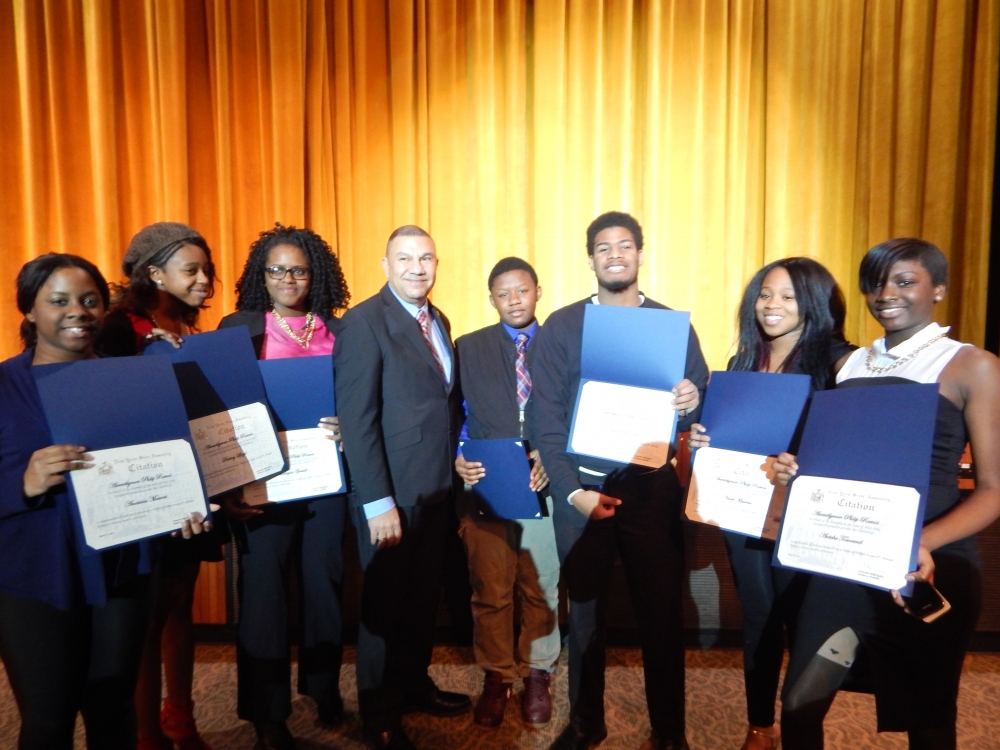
[567,305,690,465]
[697,371,812,456]
[33,355,209,549]
[773,383,940,594]
[257,354,344,496]
[461,439,543,519]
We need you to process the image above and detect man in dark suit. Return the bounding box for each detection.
[334,225,470,750]
[528,212,708,750]
[453,257,561,729]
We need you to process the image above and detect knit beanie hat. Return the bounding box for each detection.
[122,222,204,276]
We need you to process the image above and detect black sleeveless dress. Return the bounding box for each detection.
[781,376,981,733]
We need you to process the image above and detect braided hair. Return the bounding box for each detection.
[235,224,350,315]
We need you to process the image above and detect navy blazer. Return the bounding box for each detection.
[0,350,152,610]
[334,284,463,508]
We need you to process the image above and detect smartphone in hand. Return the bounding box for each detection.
[901,582,951,623]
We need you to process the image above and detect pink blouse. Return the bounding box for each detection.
[261,312,335,360]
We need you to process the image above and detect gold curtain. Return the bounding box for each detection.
[0,0,996,367]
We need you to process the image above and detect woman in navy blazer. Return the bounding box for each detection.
[0,254,208,750]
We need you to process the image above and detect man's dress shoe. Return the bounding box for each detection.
[404,687,471,717]
[521,668,552,725]
[253,721,296,750]
[473,671,512,727]
[548,722,608,750]
[363,727,418,750]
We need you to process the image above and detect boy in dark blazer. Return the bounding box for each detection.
[334,226,469,750]
[454,258,560,729]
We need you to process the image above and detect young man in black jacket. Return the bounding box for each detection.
[528,212,708,750]
[454,258,561,730]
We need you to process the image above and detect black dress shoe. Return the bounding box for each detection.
[316,689,345,725]
[404,687,471,717]
[363,727,418,750]
[548,722,608,750]
[253,721,297,750]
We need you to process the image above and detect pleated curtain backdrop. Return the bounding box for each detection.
[0,0,996,367]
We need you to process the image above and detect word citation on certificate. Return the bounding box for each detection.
[568,305,690,468]
[684,371,811,539]
[773,383,939,594]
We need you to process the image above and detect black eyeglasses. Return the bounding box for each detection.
[265,265,312,280]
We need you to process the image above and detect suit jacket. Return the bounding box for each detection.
[216,309,342,357]
[334,284,463,509]
[455,322,536,442]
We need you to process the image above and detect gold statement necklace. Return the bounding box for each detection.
[270,308,316,349]
[864,331,949,374]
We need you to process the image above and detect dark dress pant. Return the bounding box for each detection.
[351,501,450,733]
[722,531,806,727]
[0,577,151,750]
[554,467,686,742]
[236,495,347,722]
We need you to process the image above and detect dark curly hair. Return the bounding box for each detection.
[235,224,350,314]
[17,254,111,349]
[111,236,215,327]
[488,257,538,289]
[586,211,644,256]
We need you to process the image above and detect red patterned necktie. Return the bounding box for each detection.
[515,332,531,413]
[417,309,445,377]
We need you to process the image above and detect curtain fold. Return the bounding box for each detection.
[0,0,995,365]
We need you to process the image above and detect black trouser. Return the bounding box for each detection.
[351,501,450,733]
[0,578,151,750]
[236,495,347,722]
[553,468,686,743]
[722,531,806,728]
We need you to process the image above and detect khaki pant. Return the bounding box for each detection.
[457,494,561,681]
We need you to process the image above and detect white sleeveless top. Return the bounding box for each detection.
[836,322,969,385]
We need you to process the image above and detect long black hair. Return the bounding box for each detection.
[235,224,350,315]
[730,257,847,390]
[17,254,111,349]
[112,236,216,327]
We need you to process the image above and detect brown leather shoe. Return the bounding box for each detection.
[474,671,512,728]
[521,668,552,725]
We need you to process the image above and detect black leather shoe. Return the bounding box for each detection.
[253,721,297,750]
[316,689,345,725]
[363,727,418,750]
[404,687,471,717]
[548,722,608,750]
[638,734,690,750]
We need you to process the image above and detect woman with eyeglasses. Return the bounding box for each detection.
[99,222,220,750]
[216,223,350,750]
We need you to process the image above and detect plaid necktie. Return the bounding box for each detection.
[417,309,445,377]
[515,333,531,410]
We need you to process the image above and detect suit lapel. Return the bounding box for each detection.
[429,304,455,393]
[380,285,449,388]
[492,323,518,398]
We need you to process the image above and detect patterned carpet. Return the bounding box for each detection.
[2,645,999,749]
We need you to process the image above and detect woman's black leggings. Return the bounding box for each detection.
[0,578,151,750]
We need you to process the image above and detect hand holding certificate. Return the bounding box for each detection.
[568,305,690,468]
[684,371,811,538]
[773,383,939,593]
[33,356,210,550]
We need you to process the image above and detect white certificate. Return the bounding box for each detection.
[188,402,285,497]
[776,475,921,590]
[570,381,677,468]
[69,439,208,550]
[242,428,344,505]
[685,447,786,540]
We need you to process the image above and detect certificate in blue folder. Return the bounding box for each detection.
[461,439,543,519]
[567,305,690,468]
[146,327,285,496]
[242,355,345,505]
[34,356,209,551]
[773,383,939,594]
[685,371,812,538]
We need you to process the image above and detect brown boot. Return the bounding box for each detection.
[521,668,552,725]
[474,671,512,728]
